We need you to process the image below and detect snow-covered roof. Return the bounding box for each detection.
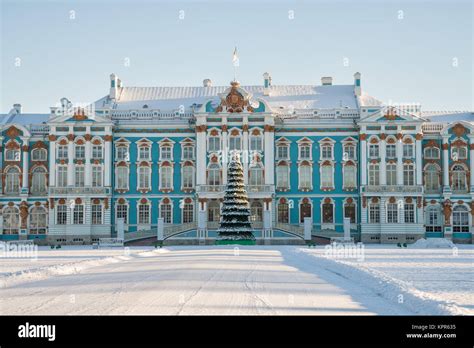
[109,84,360,111]
[0,113,49,125]
[422,111,474,123]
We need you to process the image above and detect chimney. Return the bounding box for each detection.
[13,103,22,113]
[203,79,212,87]
[110,73,120,99]
[354,72,361,96]
[321,77,333,86]
[263,72,272,96]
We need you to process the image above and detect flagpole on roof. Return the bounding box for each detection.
[232,46,239,82]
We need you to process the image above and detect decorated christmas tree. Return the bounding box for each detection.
[217,152,255,241]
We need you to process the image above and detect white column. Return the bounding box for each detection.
[415,135,423,186]
[442,138,449,190]
[104,137,112,187]
[380,137,387,185]
[470,138,474,191]
[264,123,275,185]
[67,134,75,186]
[222,126,228,184]
[0,136,4,191]
[242,123,249,184]
[396,136,403,185]
[196,123,207,186]
[21,138,29,192]
[84,136,92,186]
[360,136,367,185]
[49,136,56,187]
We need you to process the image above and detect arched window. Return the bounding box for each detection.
[138,166,151,190]
[277,199,289,223]
[160,201,172,224]
[3,206,19,234]
[207,163,221,186]
[182,165,194,189]
[5,148,20,161]
[299,164,312,189]
[424,147,439,159]
[116,166,129,190]
[138,201,151,225]
[250,201,263,222]
[31,167,47,194]
[321,164,333,188]
[322,200,334,224]
[183,201,194,223]
[453,205,469,232]
[5,167,20,194]
[368,163,379,186]
[31,148,47,161]
[249,163,264,186]
[403,163,415,186]
[425,164,440,192]
[159,165,172,190]
[208,201,220,222]
[452,165,467,192]
[30,206,47,234]
[425,205,442,232]
[300,199,312,223]
[276,164,289,190]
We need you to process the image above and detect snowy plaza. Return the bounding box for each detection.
[1,243,472,315]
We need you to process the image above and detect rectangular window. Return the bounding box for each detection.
[116,204,128,224]
[182,167,194,189]
[160,146,172,160]
[250,137,263,151]
[229,137,241,151]
[277,146,289,159]
[321,166,333,188]
[183,204,194,223]
[91,204,102,224]
[403,144,413,157]
[387,203,398,223]
[369,204,380,223]
[57,205,67,225]
[369,164,379,186]
[116,167,129,190]
[344,145,355,160]
[160,167,173,189]
[138,146,150,160]
[57,146,68,159]
[73,205,84,224]
[182,146,194,160]
[92,145,103,159]
[386,144,396,158]
[92,166,102,187]
[208,137,220,152]
[321,145,332,159]
[344,204,356,224]
[57,167,68,187]
[138,167,150,189]
[299,166,312,189]
[276,166,289,189]
[369,145,379,158]
[138,204,150,224]
[116,146,129,161]
[75,145,85,159]
[386,164,397,186]
[299,146,311,159]
[403,165,415,186]
[75,166,85,187]
[343,166,356,188]
[452,147,467,160]
[404,203,415,223]
[161,204,172,224]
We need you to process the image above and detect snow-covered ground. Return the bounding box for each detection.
[0,244,472,315]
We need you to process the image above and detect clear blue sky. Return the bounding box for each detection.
[1,0,472,113]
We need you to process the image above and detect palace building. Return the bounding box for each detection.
[0,72,473,244]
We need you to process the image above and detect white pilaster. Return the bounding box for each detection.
[104,136,112,186]
[380,137,387,185]
[396,136,403,185]
[21,138,29,191]
[0,136,3,191]
[222,119,228,184]
[264,118,275,185]
[360,137,367,185]
[195,120,207,186]
[442,137,450,190]
[67,133,75,186]
[49,137,56,187]
[415,135,423,185]
[469,136,474,191]
[84,136,92,186]
[242,118,249,184]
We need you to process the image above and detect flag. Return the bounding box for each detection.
[232,47,239,67]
